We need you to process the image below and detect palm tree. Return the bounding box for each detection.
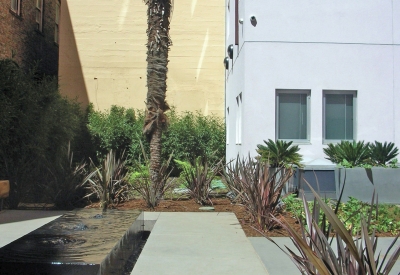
[142,0,173,201]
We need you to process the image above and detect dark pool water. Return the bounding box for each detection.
[0,209,143,275]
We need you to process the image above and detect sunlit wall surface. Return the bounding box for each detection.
[225,0,400,164]
[58,0,224,116]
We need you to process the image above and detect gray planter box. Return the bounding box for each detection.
[297,167,336,201]
[335,167,400,204]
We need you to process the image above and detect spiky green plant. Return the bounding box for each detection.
[81,150,130,212]
[370,141,399,167]
[323,140,371,167]
[323,143,342,164]
[181,156,222,206]
[129,141,175,209]
[224,156,294,231]
[268,183,400,275]
[256,139,303,168]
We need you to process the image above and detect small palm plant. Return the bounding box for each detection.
[256,139,302,168]
[370,141,399,167]
[323,140,371,167]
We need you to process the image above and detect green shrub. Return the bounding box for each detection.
[0,59,90,208]
[128,164,150,183]
[87,105,146,161]
[162,109,225,173]
[174,159,194,184]
[87,107,225,173]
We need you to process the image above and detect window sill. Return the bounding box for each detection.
[277,139,311,145]
[9,9,22,19]
[323,139,354,145]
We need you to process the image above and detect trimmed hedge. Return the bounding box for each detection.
[87,107,225,174]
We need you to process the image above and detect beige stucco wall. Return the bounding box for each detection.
[58,0,224,117]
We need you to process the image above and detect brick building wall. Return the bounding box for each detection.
[0,0,59,76]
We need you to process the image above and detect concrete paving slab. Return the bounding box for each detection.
[142,212,161,231]
[132,212,269,275]
[249,237,298,275]
[250,237,400,275]
[0,210,65,247]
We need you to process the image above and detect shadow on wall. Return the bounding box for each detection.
[58,0,89,107]
[20,30,58,77]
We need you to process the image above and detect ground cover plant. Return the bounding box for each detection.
[282,194,400,235]
[270,184,400,275]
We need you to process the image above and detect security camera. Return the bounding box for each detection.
[227,44,234,59]
[223,57,229,70]
[250,15,256,22]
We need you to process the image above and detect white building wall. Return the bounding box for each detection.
[226,0,400,165]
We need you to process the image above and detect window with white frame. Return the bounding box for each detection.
[324,91,356,141]
[35,0,44,32]
[276,89,310,141]
[10,0,21,16]
[235,93,242,144]
[226,107,230,145]
[54,0,60,44]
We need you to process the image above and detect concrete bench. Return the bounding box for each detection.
[0,180,10,211]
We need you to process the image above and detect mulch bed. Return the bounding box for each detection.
[86,197,397,237]
[86,198,301,237]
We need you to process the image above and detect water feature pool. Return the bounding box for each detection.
[0,209,143,275]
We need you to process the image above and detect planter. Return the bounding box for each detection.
[335,167,400,204]
[297,168,336,201]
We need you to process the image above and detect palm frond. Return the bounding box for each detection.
[256,139,303,168]
[370,141,399,166]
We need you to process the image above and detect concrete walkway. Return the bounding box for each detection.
[0,210,65,247]
[132,212,269,275]
[250,237,400,275]
[1,210,399,275]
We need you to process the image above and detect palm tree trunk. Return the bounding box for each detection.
[143,0,172,197]
[149,122,162,189]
